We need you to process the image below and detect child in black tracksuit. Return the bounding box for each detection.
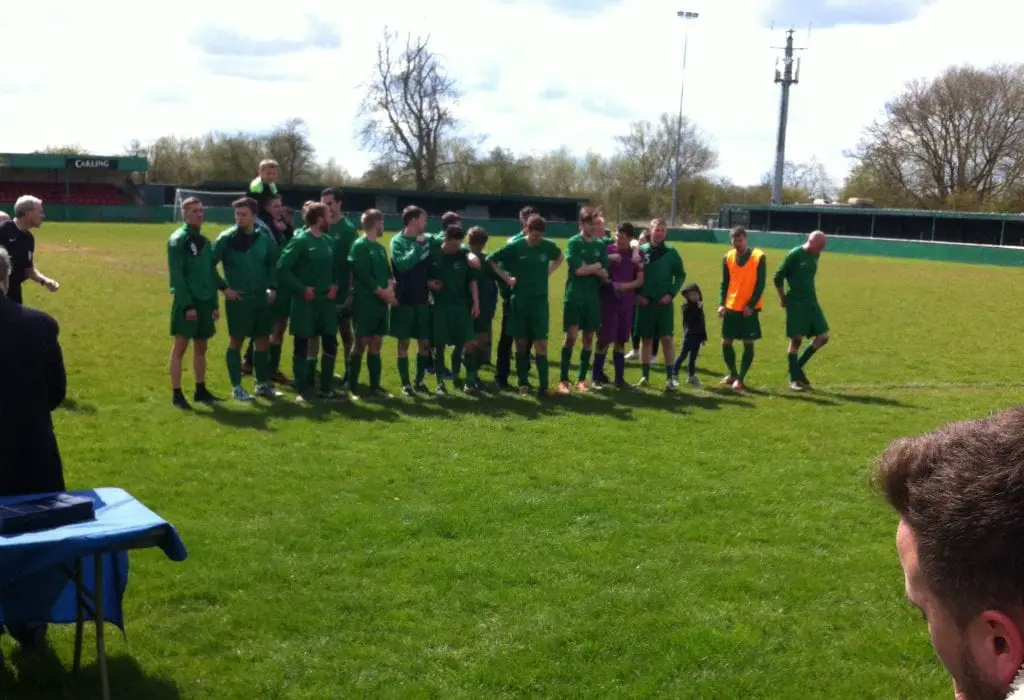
[673,283,707,386]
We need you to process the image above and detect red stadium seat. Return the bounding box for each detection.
[0,182,125,206]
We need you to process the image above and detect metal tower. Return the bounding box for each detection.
[771,29,803,205]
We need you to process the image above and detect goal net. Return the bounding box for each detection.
[171,188,246,222]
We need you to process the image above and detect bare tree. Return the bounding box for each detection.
[359,29,459,191]
[849,64,1024,209]
[761,158,836,200]
[266,118,318,184]
[615,114,717,192]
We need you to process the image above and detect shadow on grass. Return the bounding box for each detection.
[817,391,914,408]
[59,398,98,415]
[193,392,404,429]
[0,645,179,699]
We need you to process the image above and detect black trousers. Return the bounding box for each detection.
[673,336,702,377]
[495,298,513,383]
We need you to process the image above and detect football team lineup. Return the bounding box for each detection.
[166,183,831,409]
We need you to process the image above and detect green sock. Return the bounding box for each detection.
[293,351,309,393]
[537,354,550,393]
[254,349,270,384]
[398,356,411,386]
[226,347,242,387]
[319,354,336,392]
[465,353,478,385]
[268,343,282,375]
[642,363,651,380]
[415,354,428,384]
[451,348,463,378]
[798,345,818,368]
[368,353,382,389]
[723,345,738,377]
[349,353,363,390]
[787,352,799,381]
[739,344,754,381]
[435,348,447,384]
[560,347,572,382]
[665,361,674,381]
[578,349,592,382]
[516,351,530,386]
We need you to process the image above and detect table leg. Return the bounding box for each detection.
[73,558,84,673]
[94,553,109,700]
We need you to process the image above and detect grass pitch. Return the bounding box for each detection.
[3,222,1020,699]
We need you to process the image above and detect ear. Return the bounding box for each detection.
[976,610,1024,685]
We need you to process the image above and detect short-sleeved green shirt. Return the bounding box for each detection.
[488,237,561,298]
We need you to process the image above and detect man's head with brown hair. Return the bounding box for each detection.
[402,205,427,235]
[304,202,329,231]
[579,206,601,239]
[441,211,461,230]
[518,206,539,228]
[730,226,748,254]
[525,214,546,245]
[877,407,1024,700]
[231,197,258,231]
[649,217,668,245]
[466,226,488,252]
[361,208,384,238]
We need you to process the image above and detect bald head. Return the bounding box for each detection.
[0,211,10,223]
[806,230,827,255]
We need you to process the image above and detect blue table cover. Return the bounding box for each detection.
[0,487,187,629]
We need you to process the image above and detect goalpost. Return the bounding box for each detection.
[171,187,246,222]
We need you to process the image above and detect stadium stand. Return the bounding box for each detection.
[0,153,146,209]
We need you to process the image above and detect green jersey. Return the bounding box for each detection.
[430,247,478,307]
[773,246,819,304]
[564,233,609,303]
[488,237,561,298]
[212,225,278,298]
[330,217,359,293]
[167,225,218,308]
[349,235,391,302]
[638,243,685,301]
[277,230,335,297]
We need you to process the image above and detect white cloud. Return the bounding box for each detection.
[1,0,1023,187]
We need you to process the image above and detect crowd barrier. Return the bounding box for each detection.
[2,204,1023,267]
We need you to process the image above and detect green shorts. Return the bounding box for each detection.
[509,295,549,341]
[390,303,431,341]
[786,302,829,339]
[473,311,494,335]
[336,290,354,320]
[433,305,475,347]
[225,300,274,340]
[290,296,338,338]
[354,298,389,338]
[271,289,292,319]
[562,297,602,333]
[170,298,217,340]
[634,303,674,340]
[721,309,762,341]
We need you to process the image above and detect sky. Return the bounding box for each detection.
[1,0,1023,188]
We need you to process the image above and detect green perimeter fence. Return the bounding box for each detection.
[3,204,1024,268]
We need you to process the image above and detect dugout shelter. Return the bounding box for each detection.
[0,153,147,219]
[719,202,1024,248]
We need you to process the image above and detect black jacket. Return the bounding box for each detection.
[0,295,66,496]
[681,301,708,343]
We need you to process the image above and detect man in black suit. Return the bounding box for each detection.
[0,247,67,651]
[0,246,66,494]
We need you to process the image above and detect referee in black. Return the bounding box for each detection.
[0,195,60,305]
